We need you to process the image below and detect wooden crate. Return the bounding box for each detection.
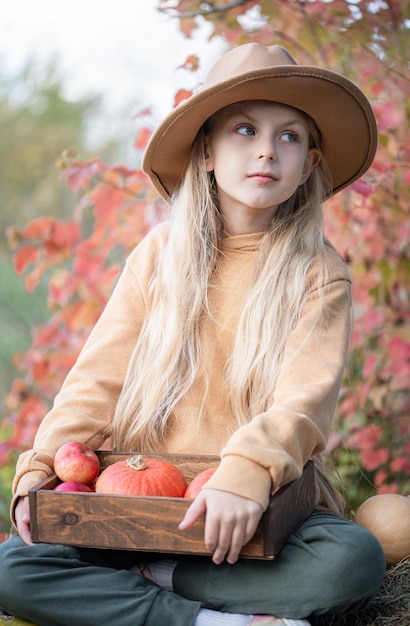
[29,452,315,559]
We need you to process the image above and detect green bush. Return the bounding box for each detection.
[0,254,49,397]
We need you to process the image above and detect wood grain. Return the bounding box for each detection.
[29,453,315,559]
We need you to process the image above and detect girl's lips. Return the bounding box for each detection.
[248,172,277,183]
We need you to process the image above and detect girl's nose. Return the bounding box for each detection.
[257,137,276,161]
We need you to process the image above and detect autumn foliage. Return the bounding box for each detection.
[2,0,409,509]
[1,159,167,466]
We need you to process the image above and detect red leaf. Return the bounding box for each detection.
[48,271,71,307]
[22,217,54,240]
[24,265,44,293]
[0,442,12,466]
[50,221,80,249]
[388,337,410,361]
[357,309,384,334]
[391,457,410,473]
[13,245,40,274]
[91,184,125,222]
[374,101,405,132]
[174,89,192,107]
[133,107,152,118]
[360,447,389,471]
[380,337,410,382]
[346,424,384,449]
[73,253,102,278]
[134,127,152,151]
[61,158,103,191]
[178,54,199,72]
[374,470,388,487]
[378,483,399,495]
[363,353,378,379]
[351,179,374,197]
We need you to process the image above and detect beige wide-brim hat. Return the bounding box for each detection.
[142,43,377,201]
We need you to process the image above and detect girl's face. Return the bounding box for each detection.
[205,101,321,235]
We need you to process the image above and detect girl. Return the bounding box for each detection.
[0,43,385,626]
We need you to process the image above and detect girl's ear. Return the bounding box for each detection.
[300,149,321,185]
[204,137,214,172]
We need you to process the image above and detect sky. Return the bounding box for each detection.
[0,0,228,153]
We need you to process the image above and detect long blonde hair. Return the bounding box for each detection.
[112,108,334,452]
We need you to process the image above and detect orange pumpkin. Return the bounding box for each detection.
[354,493,410,565]
[95,455,187,497]
[184,466,218,499]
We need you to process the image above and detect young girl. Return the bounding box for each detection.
[0,43,385,626]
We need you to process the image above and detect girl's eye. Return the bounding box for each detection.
[236,124,255,136]
[281,131,299,143]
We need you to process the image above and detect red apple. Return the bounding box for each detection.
[54,481,94,492]
[53,442,100,485]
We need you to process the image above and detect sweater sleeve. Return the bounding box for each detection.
[203,266,352,511]
[11,223,168,518]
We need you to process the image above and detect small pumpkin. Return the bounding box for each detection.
[95,455,187,497]
[184,466,218,499]
[354,493,410,565]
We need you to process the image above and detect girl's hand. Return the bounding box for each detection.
[15,496,33,546]
[179,488,263,564]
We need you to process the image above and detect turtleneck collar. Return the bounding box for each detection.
[221,230,265,252]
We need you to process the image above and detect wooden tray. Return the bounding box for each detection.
[29,452,315,559]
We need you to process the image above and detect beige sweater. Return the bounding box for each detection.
[12,222,351,519]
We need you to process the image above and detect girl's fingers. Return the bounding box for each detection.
[15,496,34,546]
[204,516,224,562]
[222,505,263,564]
[204,507,248,564]
[225,523,247,564]
[178,492,207,530]
[179,489,264,564]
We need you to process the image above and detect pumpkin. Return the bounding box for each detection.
[184,466,218,499]
[354,493,410,565]
[95,455,187,497]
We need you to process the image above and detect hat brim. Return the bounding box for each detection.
[142,66,378,201]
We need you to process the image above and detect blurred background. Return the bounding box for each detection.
[0,0,409,531]
[0,0,226,396]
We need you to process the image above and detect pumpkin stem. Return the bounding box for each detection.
[127,455,147,471]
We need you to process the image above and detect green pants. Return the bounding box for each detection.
[0,512,385,626]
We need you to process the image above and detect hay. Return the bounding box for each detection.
[1,619,36,625]
[310,559,410,626]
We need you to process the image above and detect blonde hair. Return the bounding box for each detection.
[112,107,334,454]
